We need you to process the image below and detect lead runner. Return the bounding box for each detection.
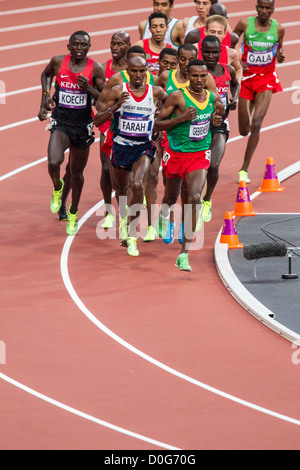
[94,55,166,257]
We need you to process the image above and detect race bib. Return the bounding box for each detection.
[58,88,88,109]
[119,115,150,137]
[189,120,210,140]
[247,48,274,66]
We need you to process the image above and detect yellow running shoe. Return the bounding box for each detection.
[195,204,204,232]
[143,225,157,242]
[119,213,128,242]
[66,206,78,236]
[101,213,115,229]
[238,170,251,183]
[202,199,212,223]
[127,237,139,256]
[50,179,64,213]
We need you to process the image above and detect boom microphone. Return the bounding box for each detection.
[243,242,287,260]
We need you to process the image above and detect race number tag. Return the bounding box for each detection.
[58,88,88,109]
[119,115,150,137]
[247,48,274,66]
[189,120,210,140]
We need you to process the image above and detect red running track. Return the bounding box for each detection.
[1,0,300,450]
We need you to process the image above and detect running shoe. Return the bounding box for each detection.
[202,199,212,223]
[143,195,147,208]
[163,221,175,245]
[119,212,128,243]
[175,253,192,272]
[238,170,251,183]
[101,213,115,229]
[195,204,204,232]
[127,237,139,257]
[156,212,169,238]
[178,222,184,244]
[66,206,78,236]
[58,204,68,221]
[143,225,157,242]
[50,179,64,213]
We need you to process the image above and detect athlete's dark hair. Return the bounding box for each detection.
[194,0,218,3]
[149,12,168,26]
[127,45,146,58]
[159,47,178,60]
[188,59,207,70]
[201,35,221,49]
[177,43,197,56]
[69,31,91,42]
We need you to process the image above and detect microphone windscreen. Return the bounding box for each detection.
[243,242,287,260]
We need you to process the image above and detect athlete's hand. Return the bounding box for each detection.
[276,48,285,63]
[181,106,198,122]
[113,91,130,111]
[228,97,237,111]
[240,60,248,72]
[211,108,222,127]
[77,74,89,89]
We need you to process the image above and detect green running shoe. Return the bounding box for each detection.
[238,170,251,183]
[101,213,115,229]
[175,253,192,272]
[66,206,78,236]
[127,237,139,256]
[156,212,169,238]
[202,199,212,223]
[50,179,64,213]
[143,225,157,242]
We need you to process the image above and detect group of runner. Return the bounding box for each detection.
[38,0,285,272]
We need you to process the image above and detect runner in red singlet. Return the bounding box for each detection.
[38,31,105,235]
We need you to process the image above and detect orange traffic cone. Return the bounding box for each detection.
[233,181,257,216]
[257,158,285,192]
[219,211,243,249]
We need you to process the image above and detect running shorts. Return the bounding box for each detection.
[210,116,230,141]
[101,128,114,157]
[163,146,211,179]
[240,70,283,101]
[111,140,156,172]
[49,117,95,149]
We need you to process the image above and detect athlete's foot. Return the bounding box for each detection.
[238,170,251,183]
[175,253,192,272]
[66,205,78,236]
[50,179,64,213]
[202,199,212,223]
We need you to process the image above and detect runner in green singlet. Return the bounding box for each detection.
[154,59,224,271]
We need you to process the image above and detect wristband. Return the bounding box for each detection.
[43,90,50,96]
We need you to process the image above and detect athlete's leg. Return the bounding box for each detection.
[240,90,273,172]
[203,132,227,201]
[144,145,162,227]
[181,169,206,254]
[100,133,114,215]
[68,146,90,214]
[47,130,70,190]
[128,154,152,237]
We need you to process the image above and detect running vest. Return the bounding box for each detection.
[242,17,279,73]
[167,88,215,153]
[104,58,117,82]
[113,83,156,146]
[165,69,189,95]
[198,43,228,63]
[211,63,231,109]
[142,39,172,75]
[53,55,94,123]
[143,17,179,48]
[185,16,198,37]
[120,70,155,85]
[198,26,231,47]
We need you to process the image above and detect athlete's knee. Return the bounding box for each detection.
[131,180,144,197]
[250,116,264,134]
[189,191,201,206]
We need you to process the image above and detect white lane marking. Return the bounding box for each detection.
[0,372,179,450]
[1,3,299,33]
[0,0,119,16]
[1,97,300,441]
